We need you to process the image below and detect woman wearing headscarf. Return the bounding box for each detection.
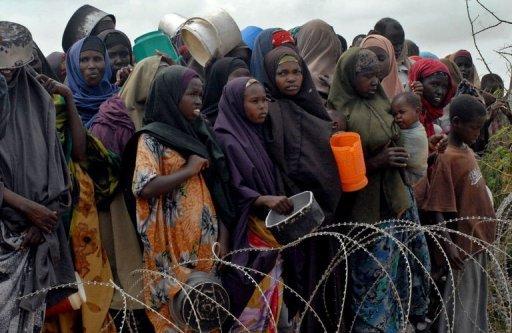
[214,77,292,332]
[201,57,250,125]
[360,34,404,100]
[250,28,295,89]
[120,54,171,130]
[66,35,119,126]
[0,22,76,332]
[409,58,456,137]
[437,58,464,132]
[328,47,431,333]
[46,51,67,83]
[263,46,343,332]
[124,65,234,331]
[97,29,133,84]
[296,19,342,102]
[449,49,480,88]
[242,26,263,50]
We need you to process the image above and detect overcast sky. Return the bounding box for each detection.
[3,0,512,80]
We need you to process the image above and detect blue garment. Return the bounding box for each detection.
[66,36,119,125]
[348,187,431,333]
[241,26,263,50]
[419,51,439,60]
[249,28,279,88]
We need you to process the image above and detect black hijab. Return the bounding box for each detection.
[201,57,248,125]
[123,65,236,228]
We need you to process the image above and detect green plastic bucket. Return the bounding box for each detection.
[133,30,179,63]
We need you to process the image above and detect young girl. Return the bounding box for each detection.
[415,95,496,333]
[129,65,233,331]
[214,77,293,332]
[409,58,456,138]
[263,46,343,332]
[328,47,431,332]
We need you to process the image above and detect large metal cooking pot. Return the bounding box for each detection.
[62,5,116,52]
[170,271,230,331]
[265,191,325,245]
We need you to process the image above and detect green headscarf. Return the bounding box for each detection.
[328,47,410,223]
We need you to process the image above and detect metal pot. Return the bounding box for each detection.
[62,5,116,52]
[158,13,187,38]
[170,271,230,332]
[265,191,325,245]
[0,22,34,69]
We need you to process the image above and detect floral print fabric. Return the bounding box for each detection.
[132,134,218,331]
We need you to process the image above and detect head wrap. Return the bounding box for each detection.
[264,47,329,120]
[201,57,249,125]
[241,26,263,50]
[296,19,342,95]
[361,34,404,99]
[408,58,455,137]
[249,28,280,87]
[449,49,480,87]
[419,51,439,59]
[119,55,169,130]
[66,36,119,124]
[46,52,66,82]
[81,36,105,55]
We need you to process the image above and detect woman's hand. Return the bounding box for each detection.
[444,242,464,271]
[21,199,58,234]
[257,196,294,215]
[410,81,423,98]
[429,134,448,153]
[115,66,133,86]
[370,145,409,169]
[186,155,209,175]
[21,226,44,249]
[36,74,72,97]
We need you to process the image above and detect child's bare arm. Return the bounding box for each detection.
[433,211,465,270]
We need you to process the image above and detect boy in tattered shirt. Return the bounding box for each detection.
[415,95,496,333]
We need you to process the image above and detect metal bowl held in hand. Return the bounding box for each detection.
[170,271,230,332]
[265,191,325,245]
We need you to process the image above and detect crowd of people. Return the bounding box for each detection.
[0,4,510,333]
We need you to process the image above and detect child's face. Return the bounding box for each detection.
[391,98,419,129]
[422,73,450,108]
[451,115,486,145]
[454,56,473,81]
[275,61,303,97]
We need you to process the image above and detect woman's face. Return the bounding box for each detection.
[366,46,390,80]
[244,83,268,124]
[275,61,303,96]
[79,50,105,87]
[354,69,380,98]
[227,67,250,81]
[454,56,473,80]
[422,73,450,107]
[107,44,131,74]
[179,77,203,121]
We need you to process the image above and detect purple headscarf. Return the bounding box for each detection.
[89,95,135,155]
[66,36,119,124]
[214,77,279,318]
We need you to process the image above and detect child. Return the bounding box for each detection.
[392,92,428,185]
[415,95,496,333]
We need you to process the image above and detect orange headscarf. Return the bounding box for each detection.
[361,34,404,99]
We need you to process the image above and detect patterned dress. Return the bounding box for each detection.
[132,134,219,332]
